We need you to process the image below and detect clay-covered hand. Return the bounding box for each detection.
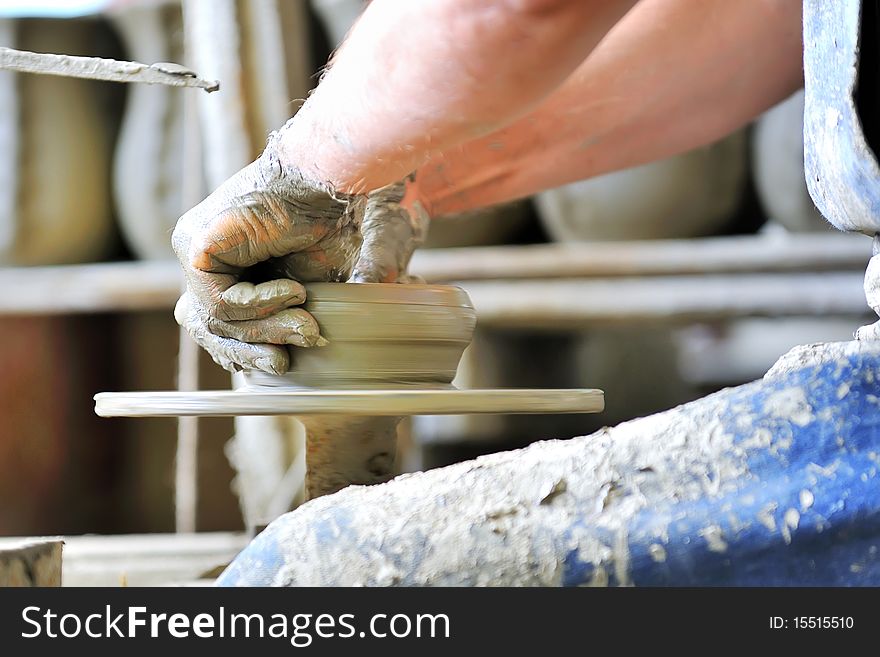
[172,136,428,375]
[350,175,429,284]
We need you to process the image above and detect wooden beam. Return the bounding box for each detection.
[0,533,246,587]
[461,272,870,329]
[0,540,62,587]
[0,235,871,317]
[411,232,871,281]
[0,260,181,314]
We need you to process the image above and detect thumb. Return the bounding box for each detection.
[349,180,429,283]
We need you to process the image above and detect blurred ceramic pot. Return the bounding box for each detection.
[535,131,748,242]
[752,90,828,232]
[0,19,114,265]
[423,201,532,248]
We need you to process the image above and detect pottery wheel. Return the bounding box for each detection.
[96,282,605,498]
[94,387,604,418]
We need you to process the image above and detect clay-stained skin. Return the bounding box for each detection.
[172,125,427,375]
[172,138,360,374]
[350,177,429,284]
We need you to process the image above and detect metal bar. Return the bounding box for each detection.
[0,46,219,91]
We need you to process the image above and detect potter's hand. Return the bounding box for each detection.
[172,139,359,375]
[351,176,429,284]
[172,135,427,375]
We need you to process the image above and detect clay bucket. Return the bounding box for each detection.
[242,283,478,498]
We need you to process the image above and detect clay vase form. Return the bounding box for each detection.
[752,90,829,232]
[244,283,477,498]
[0,19,114,265]
[535,131,748,241]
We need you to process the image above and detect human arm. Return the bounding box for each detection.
[174,0,636,373]
[278,0,639,192]
[415,0,806,216]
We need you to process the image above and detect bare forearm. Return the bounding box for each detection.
[279,0,636,193]
[418,0,804,216]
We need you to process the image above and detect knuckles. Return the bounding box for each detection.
[170,215,191,262]
[172,205,218,271]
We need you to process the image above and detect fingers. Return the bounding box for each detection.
[349,183,429,283]
[264,223,363,283]
[220,279,308,320]
[184,271,309,323]
[206,307,328,348]
[175,290,328,373]
[171,157,350,321]
[169,150,366,373]
[176,294,290,374]
[196,328,291,375]
[174,202,315,322]
[188,193,336,271]
[176,292,329,375]
[178,154,359,275]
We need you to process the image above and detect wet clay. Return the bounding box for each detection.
[249,282,476,499]
[300,415,401,498]
[261,282,476,388]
